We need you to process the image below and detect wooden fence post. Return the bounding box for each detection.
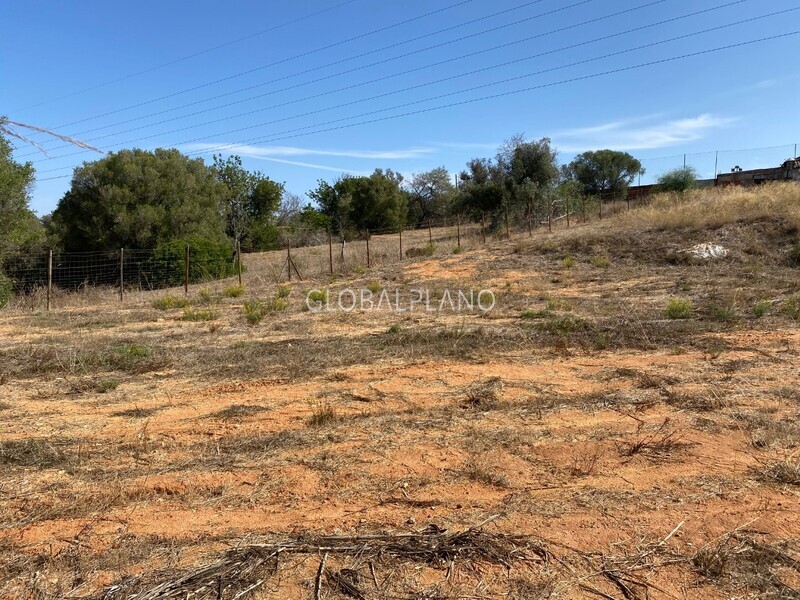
[236,240,242,286]
[366,230,370,268]
[428,221,432,244]
[504,204,510,239]
[328,231,333,274]
[481,212,486,244]
[184,245,190,296]
[47,249,53,311]
[119,248,124,302]
[566,196,570,228]
[548,202,552,233]
[399,227,403,259]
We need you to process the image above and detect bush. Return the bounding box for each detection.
[243,299,268,324]
[710,305,738,323]
[153,295,189,310]
[276,285,291,299]
[752,301,771,318]
[783,298,800,321]
[222,284,245,298]
[561,257,575,268]
[657,166,698,192]
[0,272,12,309]
[243,297,287,324]
[366,281,381,294]
[150,237,237,287]
[665,298,693,319]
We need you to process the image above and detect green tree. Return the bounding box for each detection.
[50,148,228,251]
[0,131,46,299]
[657,166,698,192]
[565,149,643,199]
[456,158,506,218]
[407,167,455,226]
[309,169,407,236]
[212,154,284,251]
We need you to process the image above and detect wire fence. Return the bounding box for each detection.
[3,197,650,311]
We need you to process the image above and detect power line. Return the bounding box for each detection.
[19,0,605,157]
[20,0,480,132]
[37,32,799,183]
[8,0,362,115]
[34,7,796,173]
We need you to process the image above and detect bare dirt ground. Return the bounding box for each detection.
[1,189,800,599]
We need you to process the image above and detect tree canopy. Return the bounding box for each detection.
[50,148,229,251]
[212,154,284,251]
[0,131,45,287]
[407,167,455,226]
[564,149,643,199]
[309,169,408,235]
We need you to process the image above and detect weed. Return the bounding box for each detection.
[222,284,245,298]
[424,242,437,256]
[752,300,771,318]
[307,400,337,427]
[366,281,382,294]
[543,295,571,312]
[0,439,72,468]
[95,378,119,393]
[618,419,687,461]
[758,457,800,485]
[153,296,189,310]
[520,309,550,320]
[463,377,504,410]
[782,298,800,321]
[210,404,269,420]
[197,288,215,304]
[387,324,401,334]
[180,307,219,322]
[463,462,510,488]
[534,315,590,335]
[276,285,291,299]
[561,256,575,268]
[590,255,611,268]
[117,343,151,358]
[111,407,159,418]
[243,299,268,324]
[452,245,463,254]
[665,298,693,319]
[710,305,738,323]
[306,289,328,304]
[569,448,603,477]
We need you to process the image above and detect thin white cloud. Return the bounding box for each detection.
[184,142,434,160]
[554,114,738,152]
[247,155,371,175]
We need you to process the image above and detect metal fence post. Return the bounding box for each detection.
[328,231,333,275]
[184,245,190,296]
[481,212,486,244]
[457,214,461,248]
[119,248,124,302]
[399,227,403,259]
[366,230,370,268]
[236,240,242,286]
[47,249,53,311]
[287,241,292,282]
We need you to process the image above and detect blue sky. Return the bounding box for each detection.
[2,0,798,215]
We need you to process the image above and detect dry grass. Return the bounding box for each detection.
[619,182,800,232]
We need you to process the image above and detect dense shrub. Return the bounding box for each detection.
[150,237,237,286]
